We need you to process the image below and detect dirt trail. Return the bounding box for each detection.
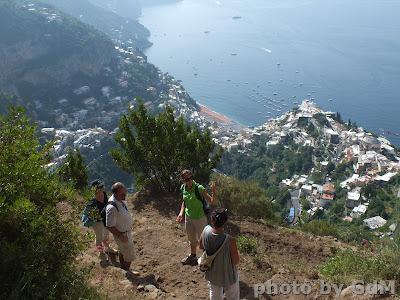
[78,193,383,300]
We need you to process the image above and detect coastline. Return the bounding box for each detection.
[138,1,400,147]
[198,103,233,125]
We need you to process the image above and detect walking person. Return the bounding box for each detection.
[199,208,240,300]
[176,169,216,265]
[106,182,135,271]
[81,180,117,261]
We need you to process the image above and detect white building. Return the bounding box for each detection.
[363,216,387,230]
[351,204,368,218]
[346,189,361,208]
[301,184,313,196]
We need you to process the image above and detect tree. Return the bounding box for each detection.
[58,147,88,190]
[111,102,222,192]
[326,161,335,174]
[310,171,324,184]
[213,174,273,220]
[367,198,387,218]
[276,189,291,208]
[300,197,311,211]
[0,106,57,207]
[313,113,331,128]
[0,107,96,298]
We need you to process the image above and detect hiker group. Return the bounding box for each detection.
[82,169,240,300]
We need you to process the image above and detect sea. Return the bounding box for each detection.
[139,0,400,145]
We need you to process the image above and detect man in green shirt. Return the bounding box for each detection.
[176,169,216,265]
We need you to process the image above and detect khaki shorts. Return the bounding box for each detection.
[92,221,109,246]
[185,216,207,246]
[115,231,135,262]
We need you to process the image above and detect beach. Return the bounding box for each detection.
[198,103,232,124]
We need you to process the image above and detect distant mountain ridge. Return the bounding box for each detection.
[87,0,179,17]
[0,1,114,118]
[0,0,200,186]
[0,0,166,125]
[87,0,142,19]
[40,0,151,50]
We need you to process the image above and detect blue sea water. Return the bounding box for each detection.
[139,0,400,145]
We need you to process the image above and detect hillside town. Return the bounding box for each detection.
[216,100,400,232]
[38,35,399,232]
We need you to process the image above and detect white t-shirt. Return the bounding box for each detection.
[105,195,133,232]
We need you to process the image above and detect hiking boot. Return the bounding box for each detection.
[104,246,118,255]
[181,254,197,265]
[126,270,140,276]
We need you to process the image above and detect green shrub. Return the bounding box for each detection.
[300,198,311,211]
[218,137,314,190]
[0,107,98,299]
[313,113,331,128]
[320,240,400,285]
[336,225,373,244]
[237,235,258,256]
[214,174,273,220]
[301,220,338,237]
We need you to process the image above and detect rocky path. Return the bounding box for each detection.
[78,194,388,300]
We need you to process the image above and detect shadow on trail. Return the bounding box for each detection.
[132,192,180,218]
[100,253,119,268]
[125,272,161,289]
[240,280,258,300]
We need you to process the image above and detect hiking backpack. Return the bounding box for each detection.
[81,199,98,228]
[182,183,210,216]
[100,201,119,227]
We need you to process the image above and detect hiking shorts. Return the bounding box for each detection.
[115,231,135,262]
[185,216,207,246]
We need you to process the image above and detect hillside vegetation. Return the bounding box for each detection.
[0,106,398,299]
[0,0,164,126]
[0,107,97,298]
[0,0,115,117]
[0,1,399,298]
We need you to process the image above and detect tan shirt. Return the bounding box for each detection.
[105,195,133,232]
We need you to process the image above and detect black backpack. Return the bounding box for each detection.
[100,201,119,227]
[193,183,210,216]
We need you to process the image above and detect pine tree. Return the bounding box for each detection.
[110,102,222,192]
[58,148,88,190]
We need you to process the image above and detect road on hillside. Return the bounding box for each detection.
[290,189,301,224]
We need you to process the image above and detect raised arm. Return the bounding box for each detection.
[203,181,216,204]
